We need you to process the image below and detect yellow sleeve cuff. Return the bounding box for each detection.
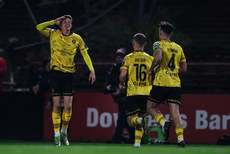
[80,49,94,71]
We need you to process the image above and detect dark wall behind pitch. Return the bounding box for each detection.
[0,92,44,141]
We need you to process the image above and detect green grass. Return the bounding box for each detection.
[0,141,230,154]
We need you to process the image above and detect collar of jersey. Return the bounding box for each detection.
[134,50,144,52]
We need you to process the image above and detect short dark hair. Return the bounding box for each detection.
[159,21,174,36]
[60,15,73,26]
[133,33,147,46]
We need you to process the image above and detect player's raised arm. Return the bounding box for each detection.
[36,20,55,37]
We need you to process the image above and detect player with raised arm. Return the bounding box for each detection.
[147,21,187,147]
[36,15,96,147]
[120,33,153,148]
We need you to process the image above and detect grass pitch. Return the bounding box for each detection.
[0,141,230,154]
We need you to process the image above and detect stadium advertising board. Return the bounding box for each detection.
[43,93,230,144]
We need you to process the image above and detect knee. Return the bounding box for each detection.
[127,116,133,127]
[146,101,156,113]
[53,103,61,110]
[64,104,72,110]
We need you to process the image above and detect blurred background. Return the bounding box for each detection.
[0,0,229,93]
[0,0,230,143]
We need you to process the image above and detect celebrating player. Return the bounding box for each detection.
[147,21,187,147]
[120,33,153,148]
[36,15,96,147]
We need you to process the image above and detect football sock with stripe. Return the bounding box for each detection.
[154,113,166,127]
[61,108,72,134]
[135,125,144,144]
[130,117,142,127]
[52,107,61,136]
[176,126,184,143]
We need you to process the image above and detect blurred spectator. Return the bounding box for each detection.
[28,57,51,108]
[104,48,134,143]
[29,57,50,95]
[0,57,7,92]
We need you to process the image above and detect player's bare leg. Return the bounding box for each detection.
[147,100,171,141]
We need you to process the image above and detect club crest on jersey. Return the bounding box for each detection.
[72,39,76,44]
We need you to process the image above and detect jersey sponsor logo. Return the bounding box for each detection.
[72,39,76,44]
[133,81,148,86]
[165,70,177,76]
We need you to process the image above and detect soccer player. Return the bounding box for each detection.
[120,33,153,148]
[147,21,187,147]
[36,15,96,147]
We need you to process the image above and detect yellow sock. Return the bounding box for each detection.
[62,108,72,130]
[130,117,141,127]
[135,125,144,144]
[52,107,61,133]
[154,113,166,126]
[176,126,184,142]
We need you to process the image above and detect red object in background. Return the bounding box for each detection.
[0,57,7,91]
[43,93,230,144]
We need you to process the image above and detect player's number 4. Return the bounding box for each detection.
[168,54,175,71]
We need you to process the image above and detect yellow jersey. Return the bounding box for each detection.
[120,51,153,96]
[153,40,186,87]
[36,20,94,73]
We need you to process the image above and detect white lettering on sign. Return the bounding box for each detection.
[86,108,118,128]
[196,110,230,130]
[196,110,208,129]
[87,108,98,127]
[100,112,112,128]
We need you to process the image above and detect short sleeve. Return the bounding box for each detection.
[120,56,129,70]
[180,49,186,62]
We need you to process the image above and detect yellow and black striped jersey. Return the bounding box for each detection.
[36,20,94,73]
[153,40,186,87]
[120,51,153,96]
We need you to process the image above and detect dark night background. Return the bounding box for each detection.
[0,0,230,141]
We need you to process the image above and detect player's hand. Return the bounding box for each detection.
[148,69,152,75]
[89,70,96,84]
[106,85,112,91]
[119,83,125,90]
[54,16,65,26]
[32,85,40,94]
[112,89,120,96]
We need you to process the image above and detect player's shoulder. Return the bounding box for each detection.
[142,52,153,59]
[171,42,183,51]
[71,33,82,39]
[124,52,133,58]
[153,41,162,47]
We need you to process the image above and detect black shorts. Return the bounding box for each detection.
[148,86,181,105]
[125,95,148,116]
[49,70,74,96]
